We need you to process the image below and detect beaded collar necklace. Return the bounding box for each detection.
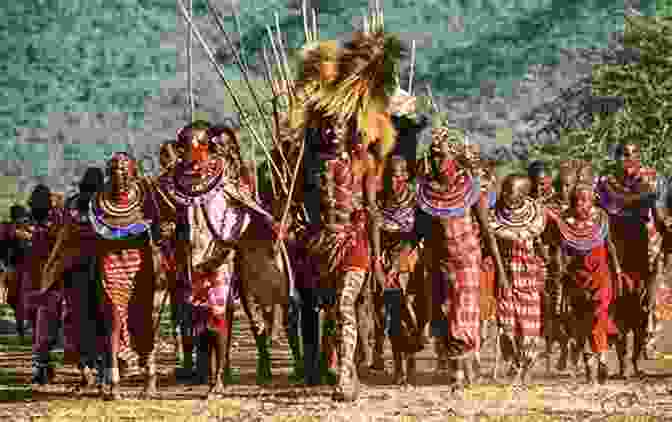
[490,198,545,241]
[557,207,608,254]
[417,171,480,218]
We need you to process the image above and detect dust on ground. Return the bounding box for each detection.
[1,306,672,421]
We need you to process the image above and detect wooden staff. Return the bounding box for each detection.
[266,25,292,111]
[206,1,290,180]
[177,0,288,195]
[206,1,281,149]
[260,44,280,199]
[408,39,416,95]
[186,0,194,122]
[302,0,311,42]
[231,0,247,73]
[311,9,318,41]
[275,12,295,101]
[362,9,369,33]
[275,129,305,252]
[426,84,439,113]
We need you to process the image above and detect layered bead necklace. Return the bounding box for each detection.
[490,198,546,241]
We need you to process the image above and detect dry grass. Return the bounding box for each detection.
[36,398,241,421]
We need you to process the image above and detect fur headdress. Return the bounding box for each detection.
[293,28,403,163]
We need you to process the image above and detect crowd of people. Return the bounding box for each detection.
[0,22,670,406]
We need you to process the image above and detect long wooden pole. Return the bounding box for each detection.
[408,40,416,95]
[261,44,279,198]
[186,0,194,122]
[302,0,311,42]
[228,0,257,196]
[206,1,289,174]
[176,0,288,194]
[275,129,305,251]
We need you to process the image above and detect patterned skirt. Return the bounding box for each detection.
[101,247,155,361]
[497,253,546,338]
[430,217,483,355]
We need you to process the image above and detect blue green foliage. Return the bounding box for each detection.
[0,0,657,168]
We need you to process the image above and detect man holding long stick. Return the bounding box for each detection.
[296,26,403,401]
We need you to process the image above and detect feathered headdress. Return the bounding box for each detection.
[312,28,403,160]
[288,40,341,133]
[290,7,403,155]
[294,40,340,100]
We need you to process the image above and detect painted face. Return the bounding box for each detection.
[501,177,528,209]
[620,143,641,178]
[574,189,593,220]
[558,170,577,202]
[108,154,134,193]
[322,117,349,147]
[388,159,409,194]
[181,128,210,177]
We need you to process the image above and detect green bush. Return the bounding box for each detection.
[527,16,672,177]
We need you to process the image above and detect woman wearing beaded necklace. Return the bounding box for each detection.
[417,127,508,388]
[89,152,163,400]
[159,121,291,398]
[490,174,547,385]
[547,182,625,384]
[371,155,423,385]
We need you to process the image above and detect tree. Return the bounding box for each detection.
[527,16,672,176]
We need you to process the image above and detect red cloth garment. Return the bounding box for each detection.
[479,256,496,322]
[343,209,370,272]
[207,316,230,337]
[431,211,483,353]
[190,268,236,336]
[101,249,143,356]
[565,245,617,353]
[496,239,546,338]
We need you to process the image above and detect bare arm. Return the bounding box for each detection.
[364,155,382,262]
[472,200,507,287]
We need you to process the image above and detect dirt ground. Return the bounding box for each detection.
[2,306,672,421]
